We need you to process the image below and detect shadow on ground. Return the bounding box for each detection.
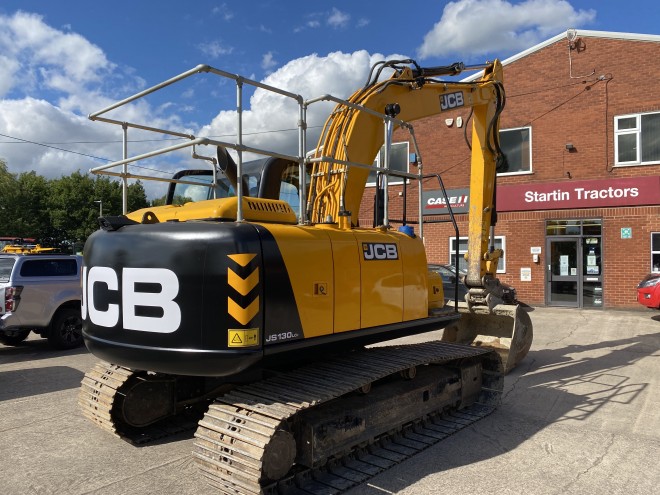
[0,365,85,401]
[345,317,658,494]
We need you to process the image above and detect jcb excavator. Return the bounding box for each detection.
[79,58,532,494]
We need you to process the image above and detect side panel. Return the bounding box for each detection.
[324,228,361,333]
[399,233,429,321]
[262,225,334,339]
[353,230,403,328]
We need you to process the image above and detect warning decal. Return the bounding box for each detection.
[228,328,260,347]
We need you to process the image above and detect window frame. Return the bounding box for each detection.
[497,126,533,176]
[449,235,506,273]
[614,111,660,167]
[652,232,660,273]
[365,141,410,187]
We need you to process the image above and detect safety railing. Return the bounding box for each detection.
[89,63,436,239]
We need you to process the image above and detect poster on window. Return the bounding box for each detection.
[560,255,569,276]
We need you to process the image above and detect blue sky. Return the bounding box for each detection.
[0,0,657,198]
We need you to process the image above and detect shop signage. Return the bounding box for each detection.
[496,176,660,212]
[422,176,659,215]
[422,188,469,215]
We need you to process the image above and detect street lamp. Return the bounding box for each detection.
[94,200,103,217]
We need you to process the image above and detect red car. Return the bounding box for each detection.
[637,273,660,309]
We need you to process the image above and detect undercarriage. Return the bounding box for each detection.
[79,341,502,494]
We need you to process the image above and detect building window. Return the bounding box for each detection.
[652,233,660,273]
[450,236,506,273]
[498,126,532,175]
[615,111,660,166]
[367,142,409,186]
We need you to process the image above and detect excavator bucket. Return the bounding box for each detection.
[441,301,533,374]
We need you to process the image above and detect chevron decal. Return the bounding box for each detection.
[228,253,257,267]
[228,296,260,325]
[227,253,260,327]
[227,267,259,296]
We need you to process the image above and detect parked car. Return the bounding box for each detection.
[636,273,660,309]
[0,253,83,348]
[428,264,518,305]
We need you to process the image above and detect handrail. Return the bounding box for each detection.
[89,63,428,227]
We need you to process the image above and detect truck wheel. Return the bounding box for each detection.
[48,308,83,350]
[0,329,31,346]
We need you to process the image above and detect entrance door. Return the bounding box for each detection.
[547,238,579,307]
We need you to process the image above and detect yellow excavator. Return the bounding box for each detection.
[79,58,532,493]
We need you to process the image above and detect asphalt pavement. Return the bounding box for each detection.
[1,307,658,495]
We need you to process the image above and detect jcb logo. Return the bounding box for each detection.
[440,91,464,111]
[362,243,398,261]
[82,266,181,333]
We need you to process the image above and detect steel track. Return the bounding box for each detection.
[193,341,502,494]
[79,341,502,493]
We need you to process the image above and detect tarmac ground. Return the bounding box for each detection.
[1,306,659,494]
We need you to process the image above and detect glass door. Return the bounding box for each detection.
[582,237,603,307]
[547,238,579,307]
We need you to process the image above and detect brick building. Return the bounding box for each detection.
[359,30,660,309]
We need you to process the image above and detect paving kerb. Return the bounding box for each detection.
[1,306,658,494]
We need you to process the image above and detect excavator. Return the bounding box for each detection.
[79,58,532,494]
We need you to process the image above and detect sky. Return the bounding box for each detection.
[0,0,658,199]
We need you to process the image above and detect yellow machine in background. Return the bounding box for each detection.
[78,58,533,493]
[1,243,56,254]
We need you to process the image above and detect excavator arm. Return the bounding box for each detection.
[308,59,506,301]
[309,59,532,372]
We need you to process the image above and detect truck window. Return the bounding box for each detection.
[0,258,16,282]
[19,259,78,277]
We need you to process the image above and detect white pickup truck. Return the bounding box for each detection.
[0,253,83,349]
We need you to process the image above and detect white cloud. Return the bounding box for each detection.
[199,50,406,163]
[0,12,185,200]
[327,8,350,29]
[197,40,234,59]
[357,18,370,28]
[0,97,116,177]
[261,52,278,71]
[0,11,114,98]
[0,11,409,201]
[417,0,596,59]
[212,4,234,21]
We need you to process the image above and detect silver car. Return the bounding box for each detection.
[0,254,83,348]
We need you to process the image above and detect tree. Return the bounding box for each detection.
[127,180,149,212]
[48,172,99,245]
[0,161,149,249]
[12,172,51,239]
[0,160,18,235]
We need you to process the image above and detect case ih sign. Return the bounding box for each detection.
[423,176,660,215]
[422,188,469,215]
